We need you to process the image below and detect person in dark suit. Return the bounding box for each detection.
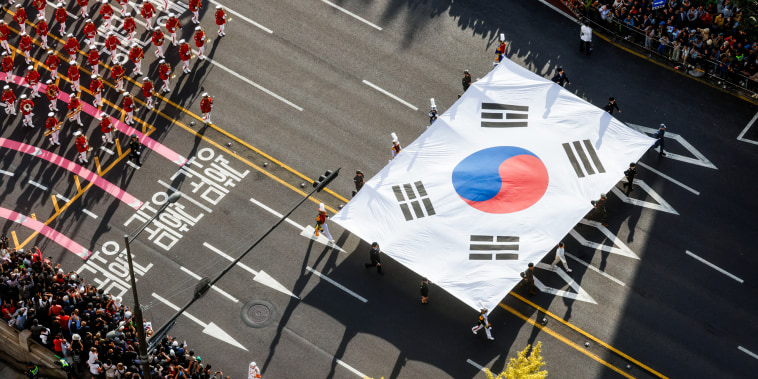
[365,242,383,275]
[551,67,571,87]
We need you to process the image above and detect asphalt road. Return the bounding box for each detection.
[1,0,757,378]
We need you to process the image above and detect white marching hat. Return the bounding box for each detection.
[169,12,175,17]
[101,112,107,117]
[2,85,8,89]
[91,74,97,79]
[391,132,399,142]
[20,94,26,98]
[202,92,208,97]
[73,130,82,136]
[178,39,185,43]
[70,59,76,64]
[143,77,149,81]
[195,26,201,31]
[27,65,33,70]
[67,33,73,37]
[319,203,325,212]
[45,80,51,84]
[216,5,222,9]
[38,15,44,19]
[48,112,54,117]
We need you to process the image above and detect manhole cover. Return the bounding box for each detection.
[241,300,277,328]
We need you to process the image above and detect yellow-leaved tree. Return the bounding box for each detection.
[485,341,547,379]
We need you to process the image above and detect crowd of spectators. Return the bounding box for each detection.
[564,0,758,93]
[1,237,230,378]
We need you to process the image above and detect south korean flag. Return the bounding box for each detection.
[332,58,654,312]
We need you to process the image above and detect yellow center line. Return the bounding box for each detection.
[508,291,668,379]
[498,302,635,379]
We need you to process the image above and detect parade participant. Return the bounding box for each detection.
[0,21,10,54]
[152,26,165,58]
[64,34,80,62]
[472,309,494,340]
[118,0,129,17]
[123,13,137,42]
[352,170,364,197]
[158,60,171,92]
[194,26,207,60]
[89,73,103,107]
[19,94,35,127]
[68,60,81,93]
[178,39,192,73]
[44,50,59,78]
[87,46,100,74]
[2,85,16,115]
[122,92,134,125]
[111,62,125,91]
[45,79,59,111]
[651,124,666,156]
[104,31,120,63]
[1,52,13,82]
[519,262,537,295]
[13,4,27,35]
[551,67,571,87]
[128,133,143,166]
[579,21,593,55]
[462,69,471,91]
[100,0,114,31]
[128,42,144,75]
[55,2,68,35]
[141,77,154,109]
[390,132,401,159]
[76,0,89,18]
[200,92,212,123]
[428,98,438,125]
[35,15,49,49]
[73,130,90,163]
[34,0,47,19]
[494,33,507,65]
[365,242,383,274]
[19,31,33,65]
[45,112,61,145]
[189,0,202,24]
[623,162,637,194]
[100,112,114,144]
[68,92,83,126]
[215,5,227,37]
[166,13,180,46]
[248,362,261,379]
[420,277,430,304]
[590,193,608,227]
[313,203,335,243]
[551,242,572,272]
[82,19,97,49]
[24,65,41,98]
[140,1,155,28]
[604,97,621,114]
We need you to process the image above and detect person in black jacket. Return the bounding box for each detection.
[364,242,383,275]
[603,97,621,114]
[623,163,637,194]
[420,278,429,304]
[461,70,471,91]
[551,67,571,87]
[128,134,143,166]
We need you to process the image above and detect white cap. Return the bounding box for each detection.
[15,4,21,7]
[132,41,138,46]
[250,362,257,367]
[319,203,325,212]
[20,94,27,98]
[391,132,398,142]
[91,74,97,79]
[1,52,5,56]
[57,2,64,7]
[178,39,185,44]
[101,112,107,117]
[169,12,175,17]
[660,123,666,129]
[27,65,33,70]
[195,26,201,31]
[159,59,165,63]
[70,59,76,64]
[107,31,113,35]
[101,0,107,3]
[86,19,91,23]
[202,92,208,97]
[2,85,8,89]
[20,30,26,36]
[216,5,221,9]
[45,79,51,84]
[124,12,130,17]
[37,15,44,19]
[67,33,73,37]
[48,112,54,117]
[73,130,82,136]
[154,26,161,31]
[47,49,53,54]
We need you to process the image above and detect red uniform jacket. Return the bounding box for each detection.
[194,30,206,47]
[105,35,120,51]
[128,46,144,63]
[20,98,34,115]
[200,97,213,113]
[111,64,124,80]
[189,0,202,12]
[178,43,191,61]
[215,10,227,25]
[44,55,59,70]
[88,50,99,66]
[89,77,102,93]
[1,56,13,73]
[100,117,112,133]
[46,84,59,100]
[25,70,40,85]
[166,17,180,33]
[68,97,81,111]
[0,24,10,41]
[141,3,155,19]
[46,116,59,130]
[64,37,80,55]
[158,63,171,80]
[35,0,46,12]
[67,65,80,81]
[100,4,113,19]
[75,135,88,152]
[55,7,68,23]
[141,81,153,97]
[122,96,134,111]
[123,17,136,33]
[1,89,16,104]
[76,0,88,8]
[83,22,97,39]
[36,20,49,36]
[13,8,27,26]
[19,35,33,52]
[152,30,164,46]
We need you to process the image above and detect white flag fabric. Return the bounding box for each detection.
[332,58,654,312]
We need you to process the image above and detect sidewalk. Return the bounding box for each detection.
[0,359,26,379]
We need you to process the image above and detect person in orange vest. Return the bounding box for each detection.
[472,308,494,340]
[0,20,11,54]
[165,13,180,46]
[193,26,206,60]
[189,0,202,24]
[390,132,402,159]
[19,94,35,127]
[158,60,171,92]
[13,4,27,35]
[215,5,227,37]
[36,15,49,49]
[1,85,16,115]
[89,73,103,107]
[141,77,154,109]
[73,130,90,163]
[44,50,59,78]
[67,60,81,93]
[111,62,125,91]
[1,52,14,82]
[140,1,156,28]
[55,2,68,35]
[103,31,120,63]
[82,19,97,49]
[87,46,99,74]
[152,26,165,59]
[68,92,83,126]
[128,42,144,76]
[123,12,137,42]
[45,79,59,111]
[19,31,33,65]
[122,92,135,125]
[178,39,192,73]
[200,93,213,124]
[76,0,89,18]
[100,112,114,144]
[24,65,41,98]
[46,112,61,145]
[34,0,47,19]
[64,34,79,62]
[99,0,114,31]
[313,203,335,243]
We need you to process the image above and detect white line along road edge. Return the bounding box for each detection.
[306,266,367,303]
[362,80,419,111]
[321,0,383,31]
[738,346,758,360]
[151,292,248,351]
[685,250,744,283]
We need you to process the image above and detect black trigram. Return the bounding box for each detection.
[562,139,606,178]
[468,235,519,260]
[480,103,529,128]
[392,181,436,221]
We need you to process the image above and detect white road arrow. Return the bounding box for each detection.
[151,292,248,351]
[533,263,597,304]
[203,242,299,299]
[627,123,717,169]
[610,180,679,215]
[249,197,346,253]
[569,219,640,259]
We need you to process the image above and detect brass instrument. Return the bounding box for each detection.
[22,102,33,112]
[66,106,82,120]
[43,122,62,137]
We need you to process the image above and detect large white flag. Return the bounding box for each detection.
[332,58,654,312]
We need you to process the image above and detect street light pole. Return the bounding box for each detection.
[124,192,182,379]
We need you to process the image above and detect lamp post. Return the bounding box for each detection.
[124,192,182,379]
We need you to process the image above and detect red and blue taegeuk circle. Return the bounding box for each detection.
[452,146,549,214]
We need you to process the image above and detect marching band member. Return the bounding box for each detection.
[128,42,144,76]
[45,79,59,111]
[158,60,171,92]
[36,15,49,50]
[44,50,60,79]
[123,12,137,42]
[194,26,206,60]
[111,62,125,91]
[100,112,114,144]
[64,34,80,63]
[166,13,180,46]
[200,93,212,124]
[46,112,61,145]
[34,0,47,19]
[189,0,202,24]
[1,52,12,82]
[19,31,33,65]
[19,94,34,127]
[129,133,143,166]
[73,130,90,163]
[100,0,115,31]
[152,26,165,59]
[24,65,41,98]
[55,2,68,36]
[87,46,100,74]
[13,4,27,35]
[0,21,10,54]
[83,19,97,49]
[494,33,507,66]
[215,6,227,37]
[76,0,89,18]
[104,31,121,63]
[178,40,192,73]
[67,60,81,93]
[140,1,156,28]
[141,77,154,109]
[2,85,16,115]
[68,92,83,126]
[390,132,402,159]
[122,92,134,125]
[313,203,335,243]
[118,0,129,17]
[89,73,103,107]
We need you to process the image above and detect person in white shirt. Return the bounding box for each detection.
[551,242,572,272]
[580,21,593,55]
